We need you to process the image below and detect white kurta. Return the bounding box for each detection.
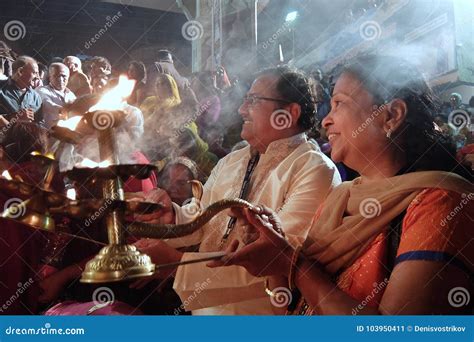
[170,133,341,315]
[37,85,76,128]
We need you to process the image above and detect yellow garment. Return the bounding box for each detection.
[140,73,181,118]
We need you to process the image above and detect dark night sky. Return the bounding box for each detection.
[0,0,192,73]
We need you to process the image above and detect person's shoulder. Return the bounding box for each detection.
[0,78,10,91]
[36,85,51,95]
[74,72,89,82]
[65,87,76,99]
[29,87,43,100]
[295,138,338,169]
[215,144,250,166]
[408,188,472,212]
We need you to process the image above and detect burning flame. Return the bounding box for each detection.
[57,116,82,131]
[79,158,112,168]
[31,151,55,160]
[66,188,77,200]
[89,75,135,112]
[1,170,12,180]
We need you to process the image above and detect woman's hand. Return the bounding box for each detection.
[130,239,183,289]
[131,188,175,224]
[208,205,294,278]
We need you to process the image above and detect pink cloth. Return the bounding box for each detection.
[123,151,158,193]
[45,300,142,315]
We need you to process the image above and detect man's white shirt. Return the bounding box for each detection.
[168,133,341,315]
[37,85,76,128]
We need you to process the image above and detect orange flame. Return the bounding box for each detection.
[89,75,135,112]
[57,116,82,131]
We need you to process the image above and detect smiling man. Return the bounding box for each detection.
[0,56,42,127]
[131,66,341,315]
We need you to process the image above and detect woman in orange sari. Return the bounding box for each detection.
[210,55,473,314]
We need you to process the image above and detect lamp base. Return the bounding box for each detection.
[80,244,155,283]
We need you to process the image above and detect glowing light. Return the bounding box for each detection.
[89,75,135,112]
[30,151,55,160]
[1,170,12,180]
[66,188,77,200]
[285,11,298,22]
[57,116,82,131]
[79,158,112,168]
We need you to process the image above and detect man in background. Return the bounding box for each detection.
[37,62,76,128]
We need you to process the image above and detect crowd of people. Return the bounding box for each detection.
[0,39,472,316]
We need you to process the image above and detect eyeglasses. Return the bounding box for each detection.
[242,94,292,106]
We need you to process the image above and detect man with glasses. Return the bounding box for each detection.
[131,66,342,314]
[0,56,42,129]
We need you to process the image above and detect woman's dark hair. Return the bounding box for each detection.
[256,66,317,130]
[341,55,469,177]
[128,60,146,83]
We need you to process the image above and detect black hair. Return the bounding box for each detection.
[12,56,36,73]
[341,55,470,178]
[256,65,317,130]
[128,60,146,83]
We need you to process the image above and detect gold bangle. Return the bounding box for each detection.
[288,246,302,291]
[264,278,276,297]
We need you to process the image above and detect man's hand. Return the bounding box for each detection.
[207,206,294,278]
[16,108,35,121]
[130,239,183,288]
